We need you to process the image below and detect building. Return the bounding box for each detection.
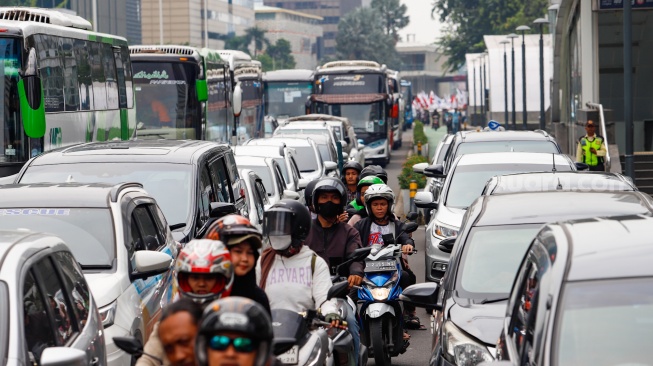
[255,5,323,69]
[140,0,255,48]
[262,0,369,59]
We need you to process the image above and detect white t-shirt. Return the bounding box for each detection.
[256,246,332,312]
[367,222,393,246]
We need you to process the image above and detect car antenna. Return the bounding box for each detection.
[551,153,557,173]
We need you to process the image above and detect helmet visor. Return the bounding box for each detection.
[264,211,293,237]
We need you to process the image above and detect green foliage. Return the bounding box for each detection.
[255,54,274,71]
[398,154,428,189]
[371,0,410,43]
[266,39,296,70]
[244,27,270,57]
[413,121,428,145]
[335,7,401,69]
[431,0,549,73]
[223,35,250,54]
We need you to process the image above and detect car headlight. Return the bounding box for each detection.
[432,222,458,239]
[99,301,117,328]
[443,321,493,366]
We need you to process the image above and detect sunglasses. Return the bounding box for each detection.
[209,335,256,353]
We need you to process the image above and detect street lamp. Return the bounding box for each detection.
[472,58,477,123]
[500,40,510,125]
[516,25,531,130]
[482,51,488,124]
[533,18,549,131]
[507,33,518,130]
[478,55,484,124]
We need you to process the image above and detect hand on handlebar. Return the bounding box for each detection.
[401,245,415,254]
[348,274,363,288]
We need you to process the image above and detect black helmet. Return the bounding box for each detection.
[264,199,311,252]
[360,165,388,184]
[341,161,363,176]
[196,297,273,366]
[304,179,319,210]
[311,177,348,212]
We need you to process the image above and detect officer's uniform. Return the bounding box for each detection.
[576,134,607,171]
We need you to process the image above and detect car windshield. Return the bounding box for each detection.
[555,278,653,366]
[446,163,572,208]
[456,224,542,299]
[290,146,319,172]
[240,165,274,195]
[455,140,559,158]
[19,163,193,225]
[0,208,115,267]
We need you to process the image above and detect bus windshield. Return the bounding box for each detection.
[133,61,200,140]
[265,81,312,119]
[0,37,26,165]
[320,102,385,143]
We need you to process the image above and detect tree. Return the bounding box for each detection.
[371,0,410,43]
[335,7,400,69]
[266,39,296,70]
[255,54,274,72]
[431,0,548,73]
[223,35,250,54]
[244,27,270,57]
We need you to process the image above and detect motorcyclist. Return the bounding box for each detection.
[359,165,388,184]
[341,161,363,203]
[204,215,271,314]
[195,297,277,366]
[256,200,332,312]
[304,179,319,219]
[137,239,234,366]
[157,298,203,366]
[346,175,385,226]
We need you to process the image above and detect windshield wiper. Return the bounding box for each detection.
[477,297,509,304]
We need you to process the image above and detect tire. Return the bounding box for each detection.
[370,318,391,366]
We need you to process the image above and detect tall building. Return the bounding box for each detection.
[262,0,368,59]
[140,0,255,48]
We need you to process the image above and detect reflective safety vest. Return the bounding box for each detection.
[579,135,604,166]
[349,199,364,212]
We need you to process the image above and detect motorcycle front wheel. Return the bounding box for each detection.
[370,317,391,366]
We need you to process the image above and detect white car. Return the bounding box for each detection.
[250,137,332,181]
[0,182,177,365]
[239,168,270,230]
[235,155,300,208]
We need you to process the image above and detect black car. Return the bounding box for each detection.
[493,214,653,366]
[401,190,653,366]
[14,140,246,243]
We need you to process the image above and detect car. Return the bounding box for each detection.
[234,155,300,208]
[13,140,246,243]
[274,121,345,169]
[274,134,340,177]
[246,137,331,181]
[233,144,309,198]
[281,114,366,165]
[494,215,653,366]
[0,230,106,366]
[415,152,577,282]
[402,189,653,366]
[415,133,453,222]
[481,171,637,196]
[239,169,269,231]
[0,183,178,365]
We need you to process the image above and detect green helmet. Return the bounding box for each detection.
[357,176,384,192]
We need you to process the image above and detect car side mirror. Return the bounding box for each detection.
[406,211,418,221]
[412,162,428,174]
[327,280,349,300]
[424,164,446,178]
[130,251,172,281]
[340,140,348,149]
[575,162,589,171]
[342,152,349,160]
[40,347,87,366]
[324,161,338,172]
[298,178,310,190]
[232,82,243,117]
[283,190,301,201]
[399,283,441,311]
[209,202,238,218]
[414,192,438,209]
[113,336,144,357]
[438,237,456,254]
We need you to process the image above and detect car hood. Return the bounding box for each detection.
[434,205,466,228]
[84,272,125,308]
[449,300,507,345]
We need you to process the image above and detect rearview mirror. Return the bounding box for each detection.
[404,222,419,233]
[438,237,456,254]
[327,280,349,300]
[345,246,373,261]
[40,347,87,366]
[414,192,438,209]
[324,161,338,172]
[424,164,445,178]
[412,162,428,174]
[406,211,418,221]
[283,190,301,201]
[130,251,172,281]
[209,202,237,218]
[232,83,243,117]
[399,283,441,311]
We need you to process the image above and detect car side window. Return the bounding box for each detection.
[250,176,265,222]
[199,165,214,224]
[132,205,163,251]
[255,180,270,206]
[274,164,286,192]
[289,156,301,184]
[52,252,91,330]
[224,152,241,201]
[209,157,232,203]
[23,269,58,363]
[150,204,171,244]
[508,256,541,364]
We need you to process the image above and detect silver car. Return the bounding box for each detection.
[0,230,105,366]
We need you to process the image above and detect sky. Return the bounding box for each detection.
[398,0,443,45]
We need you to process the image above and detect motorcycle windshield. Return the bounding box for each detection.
[271,309,306,342]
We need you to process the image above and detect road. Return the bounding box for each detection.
[367,129,433,365]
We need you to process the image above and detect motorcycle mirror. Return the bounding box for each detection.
[345,246,372,261]
[404,222,419,233]
[327,280,350,300]
[272,337,297,356]
[406,211,418,221]
[113,336,143,356]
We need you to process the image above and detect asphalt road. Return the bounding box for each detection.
[366,130,433,366]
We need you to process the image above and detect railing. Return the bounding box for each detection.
[586,102,611,173]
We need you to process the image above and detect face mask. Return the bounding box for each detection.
[269,235,292,251]
[317,201,342,218]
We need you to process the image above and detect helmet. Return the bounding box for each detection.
[341,161,362,176]
[364,184,395,218]
[175,239,234,304]
[357,176,384,192]
[196,297,273,366]
[360,165,388,184]
[264,199,311,252]
[311,177,348,214]
[204,214,263,250]
[304,179,319,210]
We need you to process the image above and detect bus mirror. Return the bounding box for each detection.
[19,77,46,138]
[196,79,208,102]
[232,83,243,117]
[391,104,399,118]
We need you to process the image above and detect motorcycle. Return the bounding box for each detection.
[357,220,419,366]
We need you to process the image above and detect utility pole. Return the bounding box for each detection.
[517,25,531,130]
[624,0,634,178]
[508,33,518,130]
[500,40,510,125]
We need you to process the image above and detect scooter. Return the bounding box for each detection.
[272,308,334,366]
[357,220,419,366]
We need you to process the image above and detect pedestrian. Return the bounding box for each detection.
[452,109,461,134]
[576,120,607,171]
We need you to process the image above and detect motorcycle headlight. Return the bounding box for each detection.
[432,222,458,239]
[443,322,493,366]
[99,301,117,328]
[370,287,391,301]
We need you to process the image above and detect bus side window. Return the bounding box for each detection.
[34,34,65,112]
[102,43,119,110]
[60,37,80,112]
[73,39,93,111]
[119,45,134,108]
[89,41,108,110]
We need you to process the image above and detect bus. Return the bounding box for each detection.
[387,69,403,150]
[310,60,393,167]
[129,45,234,143]
[218,50,264,145]
[0,7,136,177]
[263,69,313,123]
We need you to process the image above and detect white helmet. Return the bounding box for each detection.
[364,184,395,217]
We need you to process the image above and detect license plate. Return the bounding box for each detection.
[365,259,396,272]
[278,345,299,364]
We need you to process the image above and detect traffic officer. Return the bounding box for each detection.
[576,120,607,171]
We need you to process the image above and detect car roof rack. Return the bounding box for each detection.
[533,129,550,138]
[110,182,144,202]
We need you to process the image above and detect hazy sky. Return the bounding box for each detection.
[398,1,443,45]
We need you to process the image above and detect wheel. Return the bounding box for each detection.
[370,317,391,366]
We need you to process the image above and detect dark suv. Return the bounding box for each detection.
[14,140,246,243]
